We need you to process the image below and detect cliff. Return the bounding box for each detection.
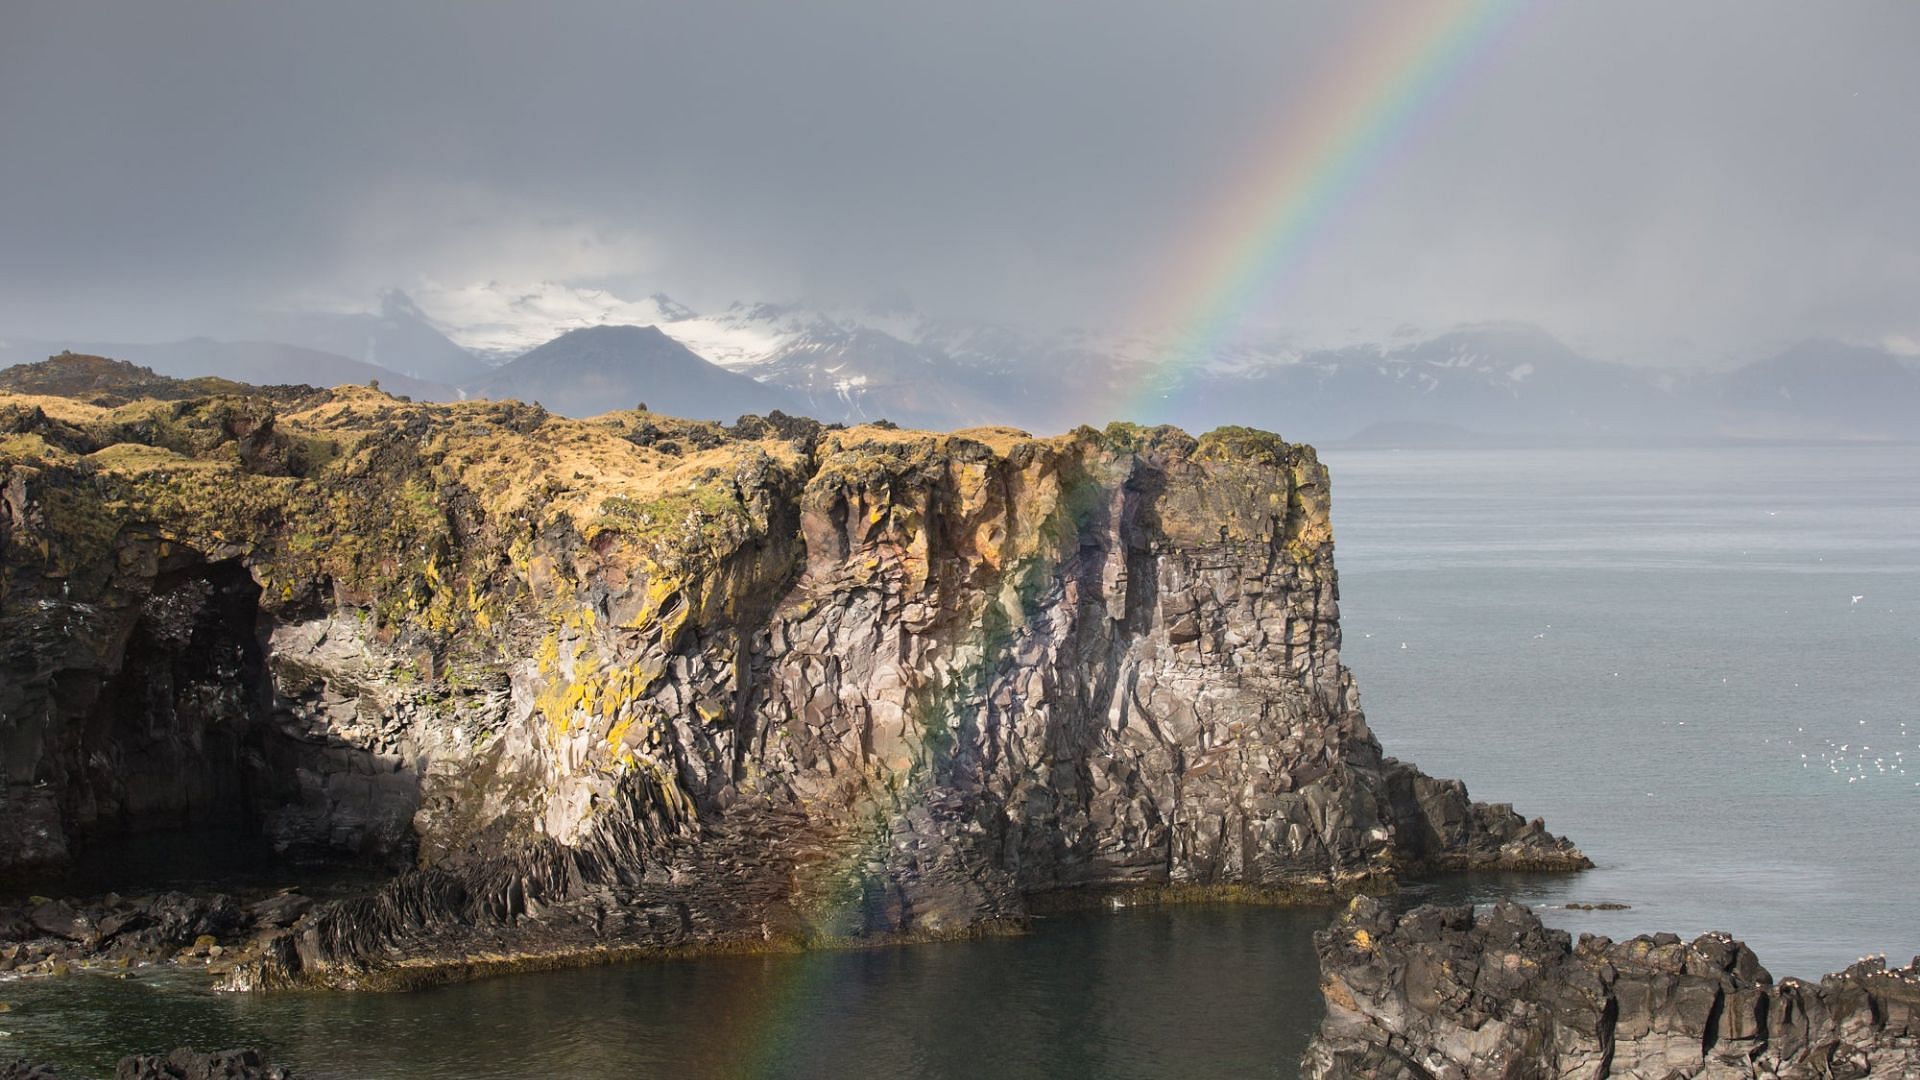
[1304,897,1920,1079]
[0,355,1583,990]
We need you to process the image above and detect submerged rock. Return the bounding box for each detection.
[115,1048,289,1080]
[0,359,1585,990]
[1303,896,1920,1078]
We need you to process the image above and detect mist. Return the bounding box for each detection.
[3,0,1916,364]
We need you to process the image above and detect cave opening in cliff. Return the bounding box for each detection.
[6,553,395,898]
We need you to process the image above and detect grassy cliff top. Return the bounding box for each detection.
[0,356,1326,650]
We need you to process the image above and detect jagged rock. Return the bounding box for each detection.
[1303,896,1920,1079]
[0,891,269,974]
[115,1048,289,1080]
[1,1046,289,1080]
[0,361,1585,991]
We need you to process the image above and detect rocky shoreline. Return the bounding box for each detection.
[4,1048,288,1079]
[1304,897,1920,1078]
[0,889,314,980]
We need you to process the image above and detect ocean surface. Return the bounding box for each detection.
[4,443,1915,1078]
[1331,442,1920,980]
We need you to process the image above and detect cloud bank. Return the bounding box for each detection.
[2,0,1915,362]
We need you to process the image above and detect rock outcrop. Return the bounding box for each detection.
[1304,897,1920,1079]
[1,1048,289,1080]
[0,356,1583,990]
[0,889,313,978]
[114,1048,289,1080]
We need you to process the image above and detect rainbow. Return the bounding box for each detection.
[719,483,1111,1076]
[725,6,1532,1070]
[1117,0,1529,420]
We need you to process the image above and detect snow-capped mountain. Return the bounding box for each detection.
[468,324,804,421]
[27,277,1910,441]
[409,284,1018,426]
[78,279,1901,443]
[410,281,791,367]
[402,282,1699,437]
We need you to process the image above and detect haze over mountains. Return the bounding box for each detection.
[3,282,1915,442]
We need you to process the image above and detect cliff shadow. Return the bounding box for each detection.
[1,541,421,898]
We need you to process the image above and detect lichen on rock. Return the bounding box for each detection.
[0,355,1585,991]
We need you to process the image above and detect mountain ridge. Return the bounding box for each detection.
[467,323,806,420]
[9,283,1917,441]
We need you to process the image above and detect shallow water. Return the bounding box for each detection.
[5,443,1915,1077]
[1,905,1330,1079]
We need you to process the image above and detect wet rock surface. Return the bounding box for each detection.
[1304,897,1920,1079]
[1,1048,288,1080]
[1,358,1584,991]
[114,1048,289,1080]
[0,889,311,978]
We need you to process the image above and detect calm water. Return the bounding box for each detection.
[4,444,1915,1077]
[1328,443,1920,979]
[0,905,1329,1079]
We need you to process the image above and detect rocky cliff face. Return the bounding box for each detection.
[1305,897,1920,1079]
[0,356,1582,990]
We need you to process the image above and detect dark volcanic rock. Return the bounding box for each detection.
[115,1048,289,1080]
[0,1049,289,1080]
[1303,896,1920,1079]
[0,891,272,977]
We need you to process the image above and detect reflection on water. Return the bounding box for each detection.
[0,827,389,906]
[2,904,1328,1080]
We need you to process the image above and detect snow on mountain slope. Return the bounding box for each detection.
[468,324,804,421]
[403,280,1871,441]
[409,282,1015,425]
[412,281,793,366]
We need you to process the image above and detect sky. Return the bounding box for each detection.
[2,0,1916,364]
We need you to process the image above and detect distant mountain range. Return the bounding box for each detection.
[3,283,1915,441]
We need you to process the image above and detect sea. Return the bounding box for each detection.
[4,443,1916,1079]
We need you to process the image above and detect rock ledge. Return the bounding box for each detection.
[1304,896,1920,1079]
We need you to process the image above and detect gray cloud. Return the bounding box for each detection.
[2,0,1915,360]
